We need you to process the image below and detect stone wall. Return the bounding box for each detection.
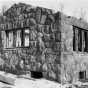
[61,13,88,83]
[0,3,61,82]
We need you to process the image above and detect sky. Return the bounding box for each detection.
[0,0,88,20]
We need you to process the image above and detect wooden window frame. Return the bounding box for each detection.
[73,26,88,53]
[24,29,30,47]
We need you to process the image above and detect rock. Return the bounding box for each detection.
[43,34,50,42]
[48,71,56,80]
[53,42,61,52]
[36,7,42,23]
[40,15,47,24]
[29,18,36,26]
[25,65,31,70]
[36,62,41,70]
[42,63,48,71]
[55,32,61,42]
[48,14,55,23]
[44,25,50,34]
[41,54,45,64]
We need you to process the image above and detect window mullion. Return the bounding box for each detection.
[82,31,85,52]
[75,28,78,51]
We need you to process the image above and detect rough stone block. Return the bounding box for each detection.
[42,63,48,72]
[48,71,56,80]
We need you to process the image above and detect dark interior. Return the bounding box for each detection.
[31,71,43,79]
[79,71,86,80]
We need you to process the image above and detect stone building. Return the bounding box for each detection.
[0,3,88,83]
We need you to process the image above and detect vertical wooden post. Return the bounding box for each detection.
[82,31,85,52]
[13,31,16,47]
[6,31,9,48]
[75,29,78,51]
[86,32,88,52]
[21,30,24,47]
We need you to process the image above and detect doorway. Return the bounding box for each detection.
[79,71,86,80]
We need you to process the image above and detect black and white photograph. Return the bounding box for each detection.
[0,0,88,88]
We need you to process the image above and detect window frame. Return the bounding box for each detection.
[1,28,32,49]
[73,26,88,53]
[24,28,30,47]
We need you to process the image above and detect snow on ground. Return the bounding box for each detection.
[15,78,62,88]
[0,71,63,88]
[1,71,88,88]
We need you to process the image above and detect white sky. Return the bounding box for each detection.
[0,0,88,21]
